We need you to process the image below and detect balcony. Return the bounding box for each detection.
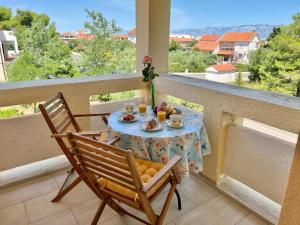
[0,73,299,225]
[1,0,300,224]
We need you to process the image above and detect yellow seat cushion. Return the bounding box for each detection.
[95,131,109,142]
[97,158,170,201]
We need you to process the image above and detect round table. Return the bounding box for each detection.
[108,106,211,177]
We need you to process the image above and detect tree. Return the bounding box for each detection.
[0,7,11,21]
[169,39,182,51]
[248,12,300,96]
[188,40,198,48]
[82,10,136,74]
[169,50,217,72]
[7,18,79,81]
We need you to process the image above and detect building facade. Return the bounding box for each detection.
[218,31,260,63]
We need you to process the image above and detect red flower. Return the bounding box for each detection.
[143,55,152,64]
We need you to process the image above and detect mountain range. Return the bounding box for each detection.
[171,24,277,40]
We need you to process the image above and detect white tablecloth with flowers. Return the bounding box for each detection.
[108,106,211,177]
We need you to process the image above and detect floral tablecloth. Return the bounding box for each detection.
[108,106,211,177]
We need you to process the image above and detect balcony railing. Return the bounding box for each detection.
[0,73,299,224]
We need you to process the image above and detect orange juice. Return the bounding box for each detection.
[139,104,147,113]
[157,111,166,122]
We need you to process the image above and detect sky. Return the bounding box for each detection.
[1,0,300,32]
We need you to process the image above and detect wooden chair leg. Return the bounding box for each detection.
[157,180,177,225]
[51,172,84,202]
[91,200,106,225]
[174,188,182,210]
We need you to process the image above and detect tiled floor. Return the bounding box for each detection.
[0,169,269,225]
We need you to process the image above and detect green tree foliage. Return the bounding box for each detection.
[81,9,135,75]
[169,50,217,72]
[0,6,12,21]
[188,40,198,48]
[7,18,79,81]
[248,12,300,96]
[169,39,182,51]
[235,71,243,86]
[0,7,17,30]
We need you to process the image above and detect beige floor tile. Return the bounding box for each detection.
[0,203,29,225]
[24,181,96,223]
[173,195,249,225]
[236,214,268,225]
[71,198,117,225]
[29,209,78,225]
[152,190,198,224]
[0,175,59,209]
[122,190,197,225]
[177,176,219,205]
[99,216,127,225]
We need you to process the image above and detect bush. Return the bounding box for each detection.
[0,108,22,118]
[169,50,217,73]
[235,64,248,72]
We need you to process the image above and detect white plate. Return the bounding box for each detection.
[166,120,184,129]
[122,107,138,114]
[141,123,163,132]
[118,114,138,122]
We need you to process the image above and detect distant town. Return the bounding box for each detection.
[0,27,262,83]
[59,27,261,64]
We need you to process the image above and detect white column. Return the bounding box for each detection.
[136,0,171,103]
[136,0,171,73]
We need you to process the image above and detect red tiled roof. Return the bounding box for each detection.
[170,37,195,43]
[193,41,218,51]
[112,34,128,39]
[77,33,95,40]
[211,64,237,72]
[199,34,220,42]
[128,28,136,35]
[218,50,234,55]
[60,32,74,36]
[220,31,257,42]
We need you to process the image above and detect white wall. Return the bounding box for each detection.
[205,71,237,83]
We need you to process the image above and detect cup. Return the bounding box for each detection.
[138,97,147,114]
[170,114,183,127]
[124,102,135,113]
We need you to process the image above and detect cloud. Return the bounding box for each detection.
[171,7,192,30]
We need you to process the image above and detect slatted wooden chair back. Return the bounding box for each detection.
[39,92,81,136]
[67,132,181,225]
[68,131,141,194]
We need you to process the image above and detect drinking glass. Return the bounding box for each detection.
[157,105,166,122]
[139,97,147,114]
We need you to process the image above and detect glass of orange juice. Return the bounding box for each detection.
[157,105,166,122]
[139,97,147,114]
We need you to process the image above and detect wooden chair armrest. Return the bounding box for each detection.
[51,130,107,138]
[72,113,110,117]
[142,155,181,193]
[105,137,120,145]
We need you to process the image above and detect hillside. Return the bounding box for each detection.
[172,24,276,40]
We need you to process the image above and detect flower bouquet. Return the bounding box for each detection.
[142,56,159,109]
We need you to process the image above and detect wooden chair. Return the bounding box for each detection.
[39,92,118,202]
[67,132,182,225]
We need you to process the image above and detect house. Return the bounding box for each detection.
[218,31,260,63]
[193,34,220,53]
[112,34,129,40]
[205,63,237,82]
[76,30,95,40]
[128,28,136,43]
[0,30,19,81]
[59,32,76,42]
